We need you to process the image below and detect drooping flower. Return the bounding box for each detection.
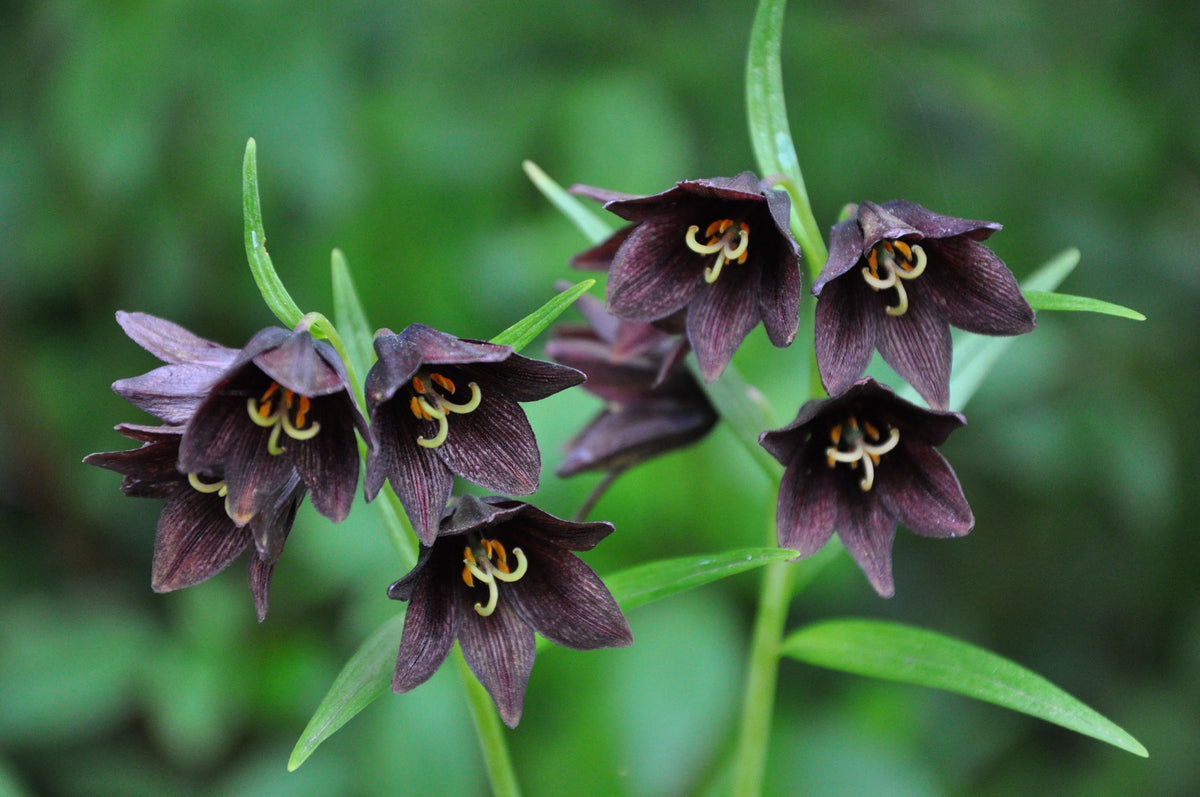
[363,324,584,543]
[570,172,803,383]
[84,424,303,620]
[177,323,370,529]
[758,378,974,597]
[388,494,632,727]
[813,200,1036,409]
[544,293,717,476]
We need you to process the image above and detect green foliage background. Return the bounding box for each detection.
[2,0,1197,794]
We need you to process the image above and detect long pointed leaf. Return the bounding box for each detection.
[781,618,1148,757]
[1025,290,1145,320]
[605,547,796,612]
[522,160,613,246]
[243,139,304,328]
[490,278,596,352]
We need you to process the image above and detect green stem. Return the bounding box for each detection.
[243,138,305,328]
[731,555,794,795]
[457,648,523,797]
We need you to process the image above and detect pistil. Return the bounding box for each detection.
[408,371,482,449]
[825,416,900,491]
[461,537,529,617]
[246,382,321,455]
[685,218,750,283]
[862,240,927,316]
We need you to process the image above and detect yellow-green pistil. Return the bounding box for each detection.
[862,239,927,316]
[408,371,482,449]
[685,219,750,283]
[247,382,321,455]
[825,416,900,492]
[461,537,529,617]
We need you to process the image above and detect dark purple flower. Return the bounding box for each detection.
[363,324,584,544]
[758,378,974,597]
[571,172,802,383]
[84,424,303,620]
[177,324,370,528]
[388,495,632,727]
[544,294,717,476]
[813,200,1036,409]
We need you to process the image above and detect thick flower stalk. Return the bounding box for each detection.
[813,200,1035,409]
[388,495,632,727]
[544,293,717,476]
[571,172,803,383]
[759,378,974,597]
[363,324,584,544]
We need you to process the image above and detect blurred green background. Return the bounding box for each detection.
[3,0,1197,794]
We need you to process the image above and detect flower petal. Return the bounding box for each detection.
[392,560,462,695]
[459,599,536,728]
[366,404,454,545]
[436,393,541,496]
[814,277,878,398]
[773,456,839,557]
[455,354,584,403]
[151,489,251,592]
[606,220,703,322]
[557,399,716,477]
[507,535,632,650]
[686,261,762,382]
[875,292,952,410]
[835,494,899,598]
[923,237,1036,335]
[878,443,974,538]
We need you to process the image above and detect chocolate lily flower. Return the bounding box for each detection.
[545,294,717,476]
[571,172,802,383]
[363,324,584,544]
[85,424,303,620]
[758,378,974,597]
[388,495,632,727]
[110,311,240,424]
[813,200,1036,409]
[178,324,369,528]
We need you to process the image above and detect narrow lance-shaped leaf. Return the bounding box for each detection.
[522,159,613,246]
[288,612,407,771]
[331,248,377,398]
[1024,290,1145,320]
[490,278,596,352]
[243,138,304,328]
[781,618,1148,758]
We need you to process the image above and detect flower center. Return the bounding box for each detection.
[461,536,528,617]
[246,382,321,455]
[861,239,927,316]
[684,218,750,283]
[825,416,900,492]
[408,371,482,449]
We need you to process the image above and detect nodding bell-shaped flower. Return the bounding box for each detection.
[544,293,717,477]
[177,322,370,532]
[758,378,974,598]
[84,424,303,621]
[813,200,1036,409]
[387,495,632,728]
[363,324,584,544]
[570,172,803,383]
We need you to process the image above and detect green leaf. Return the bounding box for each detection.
[490,278,596,352]
[242,139,304,328]
[522,159,614,246]
[689,358,783,482]
[781,618,1148,758]
[745,0,826,271]
[288,612,406,771]
[605,547,796,613]
[330,248,376,392]
[1025,290,1145,320]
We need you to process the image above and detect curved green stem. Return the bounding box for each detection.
[457,648,523,797]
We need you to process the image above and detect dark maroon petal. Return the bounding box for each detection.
[568,183,641,205]
[854,201,923,250]
[814,277,878,398]
[878,443,974,538]
[457,353,584,403]
[291,395,361,523]
[606,221,704,322]
[773,456,839,557]
[436,393,541,496]
[392,563,462,694]
[875,293,952,410]
[879,200,1001,243]
[505,503,615,552]
[367,406,454,545]
[151,489,251,592]
[544,334,661,404]
[757,245,802,349]
[116,311,238,367]
[507,535,632,650]
[813,215,868,292]
[245,471,304,562]
[438,495,528,538]
[251,331,345,397]
[557,398,716,476]
[922,238,1036,336]
[835,494,899,598]
[113,364,223,425]
[687,264,762,383]
[247,552,277,623]
[458,599,536,728]
[600,175,763,225]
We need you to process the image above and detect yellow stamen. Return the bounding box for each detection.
[246,382,321,455]
[410,372,483,449]
[861,240,927,316]
[685,218,751,283]
[461,537,529,617]
[825,421,901,492]
[187,472,228,496]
